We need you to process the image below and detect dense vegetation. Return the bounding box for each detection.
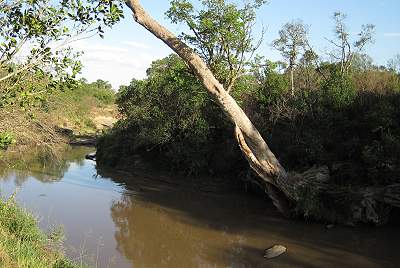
[98,52,400,223]
[99,55,400,172]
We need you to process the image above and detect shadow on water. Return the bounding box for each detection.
[99,167,399,268]
[0,146,398,267]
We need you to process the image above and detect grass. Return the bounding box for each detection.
[41,82,117,136]
[0,194,85,268]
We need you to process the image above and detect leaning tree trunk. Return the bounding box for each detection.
[124,0,400,224]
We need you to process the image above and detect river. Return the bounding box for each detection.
[0,146,398,267]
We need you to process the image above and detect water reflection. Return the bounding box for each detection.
[0,146,91,185]
[0,147,398,267]
[109,176,397,268]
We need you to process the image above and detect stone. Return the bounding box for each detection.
[264,245,286,259]
[85,153,96,161]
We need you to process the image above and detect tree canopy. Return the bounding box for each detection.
[166,0,267,92]
[0,0,124,108]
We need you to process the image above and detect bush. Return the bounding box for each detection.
[93,88,115,105]
[121,56,210,143]
[255,61,289,107]
[322,67,356,108]
[99,55,213,173]
[0,132,15,150]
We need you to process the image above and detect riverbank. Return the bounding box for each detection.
[0,195,84,268]
[0,81,117,163]
[0,82,117,267]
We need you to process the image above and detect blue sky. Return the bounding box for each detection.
[75,0,400,88]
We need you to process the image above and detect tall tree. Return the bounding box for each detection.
[297,49,321,90]
[326,12,375,75]
[272,20,309,96]
[166,0,266,93]
[351,53,374,72]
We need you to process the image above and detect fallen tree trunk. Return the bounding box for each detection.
[124,0,400,225]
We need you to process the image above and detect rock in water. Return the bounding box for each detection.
[264,245,286,259]
[85,153,96,161]
[326,224,335,229]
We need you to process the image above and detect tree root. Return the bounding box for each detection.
[235,124,400,225]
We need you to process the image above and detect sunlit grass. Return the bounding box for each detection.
[0,194,86,268]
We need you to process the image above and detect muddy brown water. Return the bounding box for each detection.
[0,146,398,267]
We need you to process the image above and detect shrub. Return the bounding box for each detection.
[255,61,289,107]
[0,132,15,150]
[93,88,115,105]
[99,55,216,173]
[322,67,356,108]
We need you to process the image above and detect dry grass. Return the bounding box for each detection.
[0,85,117,158]
[0,243,17,268]
[0,108,67,165]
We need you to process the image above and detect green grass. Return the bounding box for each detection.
[0,195,85,268]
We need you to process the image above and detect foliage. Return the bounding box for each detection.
[272,19,309,94]
[253,60,289,107]
[0,0,123,108]
[166,0,267,91]
[272,20,309,60]
[0,132,15,150]
[98,54,239,174]
[92,79,112,90]
[321,66,356,108]
[117,54,209,147]
[86,79,114,104]
[387,54,400,74]
[353,69,400,92]
[352,53,374,72]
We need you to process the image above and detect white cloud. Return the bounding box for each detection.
[383,32,400,37]
[71,40,169,89]
[122,41,150,49]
